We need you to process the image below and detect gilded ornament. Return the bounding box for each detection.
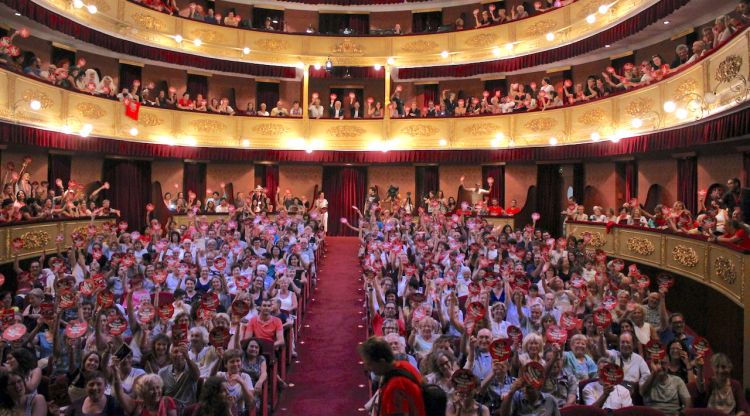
[464,123,500,136]
[251,123,290,137]
[332,38,364,55]
[327,125,365,138]
[400,40,439,53]
[673,79,698,103]
[189,29,223,43]
[76,102,106,119]
[713,256,737,284]
[465,33,498,48]
[579,232,605,248]
[401,124,439,137]
[88,0,110,12]
[139,112,163,127]
[714,55,743,83]
[130,13,166,31]
[253,38,289,52]
[523,117,556,132]
[577,108,606,126]
[525,20,557,36]
[625,97,654,117]
[671,245,698,267]
[20,231,50,250]
[189,119,226,133]
[21,90,54,109]
[626,237,655,255]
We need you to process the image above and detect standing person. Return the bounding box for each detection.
[314,192,329,234]
[358,337,428,416]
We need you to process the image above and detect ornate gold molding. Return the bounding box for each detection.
[399,40,439,53]
[672,245,699,267]
[21,90,54,109]
[625,97,654,117]
[332,39,364,55]
[714,256,737,284]
[627,237,655,256]
[577,109,607,126]
[714,55,743,83]
[401,124,439,137]
[524,117,557,132]
[20,231,50,250]
[188,119,226,133]
[579,231,606,248]
[327,125,366,138]
[76,102,106,119]
[251,123,290,137]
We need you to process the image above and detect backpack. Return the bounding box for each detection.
[381,368,447,416]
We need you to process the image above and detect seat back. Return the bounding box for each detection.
[561,405,608,416]
[613,406,666,416]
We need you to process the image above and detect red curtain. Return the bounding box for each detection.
[4,0,296,78]
[482,165,504,206]
[397,0,690,79]
[420,84,439,107]
[2,104,750,163]
[265,164,279,206]
[322,166,367,236]
[536,164,562,235]
[47,153,71,191]
[183,162,206,201]
[102,159,152,230]
[678,157,698,214]
[256,82,279,110]
[624,161,638,202]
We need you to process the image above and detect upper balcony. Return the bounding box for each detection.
[17,0,670,68]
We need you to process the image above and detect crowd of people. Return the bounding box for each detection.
[0,178,326,415]
[354,175,748,416]
[0,156,119,224]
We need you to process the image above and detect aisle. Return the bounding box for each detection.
[277,237,370,415]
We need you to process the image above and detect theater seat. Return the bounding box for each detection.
[561,405,608,416]
[613,406,666,416]
[683,409,730,416]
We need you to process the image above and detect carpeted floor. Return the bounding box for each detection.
[276,237,371,415]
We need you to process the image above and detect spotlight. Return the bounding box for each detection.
[440,51,449,58]
[549,137,558,145]
[29,100,41,111]
[242,47,250,55]
[87,4,97,13]
[374,64,382,71]
[193,38,202,47]
[598,4,609,13]
[129,127,138,136]
[545,32,555,41]
[586,14,596,24]
[631,118,643,128]
[663,101,676,113]
[174,34,183,43]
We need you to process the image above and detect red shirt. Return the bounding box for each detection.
[371,313,406,337]
[380,361,426,416]
[725,228,750,249]
[177,98,193,108]
[488,206,504,216]
[505,207,521,215]
[244,315,283,342]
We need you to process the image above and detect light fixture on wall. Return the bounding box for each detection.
[324,57,333,72]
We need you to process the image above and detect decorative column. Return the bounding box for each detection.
[302,65,309,120]
[384,64,391,120]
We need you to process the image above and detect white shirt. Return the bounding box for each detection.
[583,381,633,409]
[607,350,651,385]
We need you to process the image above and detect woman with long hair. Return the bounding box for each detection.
[183,376,233,416]
[0,371,47,416]
[695,353,750,415]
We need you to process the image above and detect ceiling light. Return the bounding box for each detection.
[492,47,501,56]
[586,14,596,24]
[374,64,382,71]
[80,124,93,137]
[590,132,601,141]
[438,138,447,147]
[29,100,41,111]
[87,4,97,13]
[193,38,202,47]
[242,47,250,55]
[241,139,250,147]
[174,34,183,43]
[545,32,555,41]
[73,0,84,8]
[386,57,395,65]
[440,51,449,58]
[598,4,609,14]
[663,20,670,25]
[675,108,689,119]
[549,137,558,145]
[129,127,138,136]
[631,118,643,128]
[663,101,676,113]
[505,43,514,51]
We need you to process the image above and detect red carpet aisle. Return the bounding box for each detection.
[277,237,371,415]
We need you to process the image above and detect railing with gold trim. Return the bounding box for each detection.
[564,220,750,387]
[0,217,117,264]
[0,29,748,150]
[32,0,657,67]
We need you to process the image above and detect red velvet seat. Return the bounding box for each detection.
[683,409,730,416]
[613,406,667,416]
[561,405,608,416]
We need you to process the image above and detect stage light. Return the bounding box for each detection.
[29,100,41,110]
[545,32,555,41]
[440,51,449,58]
[505,43,514,51]
[325,57,333,71]
[174,35,183,43]
[242,47,250,55]
[241,139,250,147]
[586,14,596,24]
[193,38,202,47]
[73,0,84,8]
[663,101,676,113]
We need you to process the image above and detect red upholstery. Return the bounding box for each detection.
[683,409,730,416]
[561,405,608,416]
[613,406,667,416]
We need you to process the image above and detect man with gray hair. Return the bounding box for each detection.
[671,44,690,68]
[686,40,707,64]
